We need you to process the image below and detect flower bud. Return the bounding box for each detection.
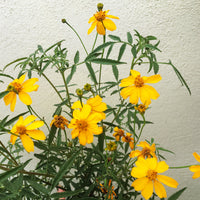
[6,85,14,92]
[76,88,83,97]
[84,83,91,91]
[61,19,66,23]
[97,3,104,11]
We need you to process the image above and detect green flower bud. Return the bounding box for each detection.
[76,88,83,97]
[84,83,91,91]
[6,85,14,92]
[61,19,66,23]
[97,3,104,11]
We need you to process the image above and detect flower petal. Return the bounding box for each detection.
[26,121,44,130]
[157,175,178,188]
[137,141,150,148]
[79,104,91,120]
[154,180,167,198]
[189,165,200,172]
[18,74,26,84]
[78,131,87,146]
[120,86,135,99]
[23,115,37,126]
[71,129,79,139]
[130,70,141,78]
[106,14,119,19]
[156,161,169,173]
[120,76,135,87]
[143,74,162,84]
[103,19,117,31]
[26,130,46,140]
[4,92,15,105]
[72,101,82,109]
[88,20,97,34]
[96,21,105,35]
[129,150,141,158]
[22,78,39,92]
[131,177,149,191]
[193,152,200,162]
[131,165,148,178]
[20,134,34,152]
[18,91,32,105]
[143,85,160,100]
[141,180,153,200]
[10,93,17,112]
[88,15,96,23]
[86,130,93,144]
[192,171,200,179]
[10,134,18,145]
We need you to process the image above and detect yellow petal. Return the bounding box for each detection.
[96,21,105,35]
[26,130,46,140]
[137,141,150,148]
[189,165,200,172]
[105,14,119,19]
[18,91,32,105]
[154,180,167,198]
[146,157,157,170]
[78,131,87,145]
[88,20,97,34]
[103,19,117,31]
[131,166,148,178]
[71,129,79,139]
[143,85,160,100]
[141,180,153,200]
[156,161,169,173]
[4,92,15,105]
[88,15,96,23]
[18,74,26,84]
[91,126,103,135]
[143,74,162,84]
[193,152,200,163]
[22,78,39,92]
[86,130,93,144]
[23,115,37,126]
[26,121,44,130]
[72,100,82,109]
[10,93,17,112]
[157,175,178,188]
[10,134,18,145]
[11,116,24,133]
[120,86,135,99]
[129,150,141,158]
[20,134,34,152]
[79,104,91,120]
[120,76,134,87]
[131,177,149,191]
[192,171,200,179]
[130,70,141,78]
[129,87,139,104]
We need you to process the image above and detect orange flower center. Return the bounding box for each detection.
[77,120,88,131]
[147,170,157,181]
[94,10,106,21]
[134,75,144,87]
[54,116,68,129]
[11,82,23,93]
[141,148,151,158]
[17,125,27,135]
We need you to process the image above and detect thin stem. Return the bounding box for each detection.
[135,114,146,144]
[63,21,88,55]
[169,165,194,169]
[0,141,18,166]
[92,33,98,51]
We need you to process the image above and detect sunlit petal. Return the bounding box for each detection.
[157,175,178,188]
[154,180,167,198]
[18,91,32,105]
[26,130,46,140]
[20,134,34,152]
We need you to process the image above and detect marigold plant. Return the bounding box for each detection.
[0,3,195,200]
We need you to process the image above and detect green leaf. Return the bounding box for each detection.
[89,58,126,65]
[44,40,65,53]
[131,45,137,58]
[27,179,49,194]
[3,57,27,71]
[66,64,76,84]
[50,188,83,198]
[118,43,126,61]
[153,62,159,74]
[0,160,30,183]
[112,65,119,81]
[106,44,114,58]
[38,45,44,53]
[145,44,161,52]
[74,51,80,64]
[85,62,97,84]
[127,32,133,44]
[4,111,29,127]
[85,52,102,62]
[0,73,14,80]
[91,41,115,54]
[48,124,57,146]
[0,91,9,100]
[51,151,79,190]
[146,35,157,40]
[108,34,121,41]
[169,60,191,95]
[168,187,187,200]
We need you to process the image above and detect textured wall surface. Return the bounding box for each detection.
[0,0,200,199]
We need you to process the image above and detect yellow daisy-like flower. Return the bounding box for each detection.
[131,158,178,200]
[4,74,39,112]
[50,115,69,130]
[68,104,103,146]
[130,141,157,159]
[120,70,161,106]
[10,115,45,152]
[189,152,200,179]
[113,127,124,141]
[72,95,107,120]
[134,104,148,115]
[88,9,119,35]
[122,132,134,150]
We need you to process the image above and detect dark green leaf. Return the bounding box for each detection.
[66,65,76,84]
[146,35,157,40]
[44,40,65,53]
[91,41,115,54]
[112,65,119,80]
[50,188,82,198]
[74,51,80,64]
[48,124,57,146]
[108,35,121,41]
[85,62,97,84]
[106,44,114,58]
[131,45,137,58]
[0,73,14,80]
[145,44,161,52]
[3,57,27,71]
[127,32,133,44]
[168,187,187,200]
[153,62,159,74]
[0,91,9,100]
[157,147,174,154]
[27,179,49,194]
[38,45,43,53]
[85,52,102,62]
[51,151,79,190]
[89,58,126,65]
[118,44,126,61]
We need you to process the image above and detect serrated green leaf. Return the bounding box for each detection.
[112,65,119,80]
[0,91,9,100]
[127,32,133,44]
[74,51,80,64]
[85,62,97,84]
[168,187,187,200]
[108,35,121,41]
[118,43,126,61]
[89,58,126,65]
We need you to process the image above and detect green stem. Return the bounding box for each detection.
[98,122,105,153]
[63,21,88,55]
[135,114,146,145]
[169,165,194,169]
[92,33,98,51]
[0,141,18,166]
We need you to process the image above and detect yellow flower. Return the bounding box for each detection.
[130,141,157,159]
[105,141,117,151]
[10,115,45,152]
[4,74,39,112]
[50,115,69,130]
[88,9,119,35]
[189,152,200,179]
[135,104,148,114]
[68,104,103,145]
[113,127,124,141]
[120,70,161,106]
[122,132,134,150]
[131,158,178,200]
[72,95,107,120]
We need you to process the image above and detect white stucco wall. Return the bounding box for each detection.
[0,0,200,199]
